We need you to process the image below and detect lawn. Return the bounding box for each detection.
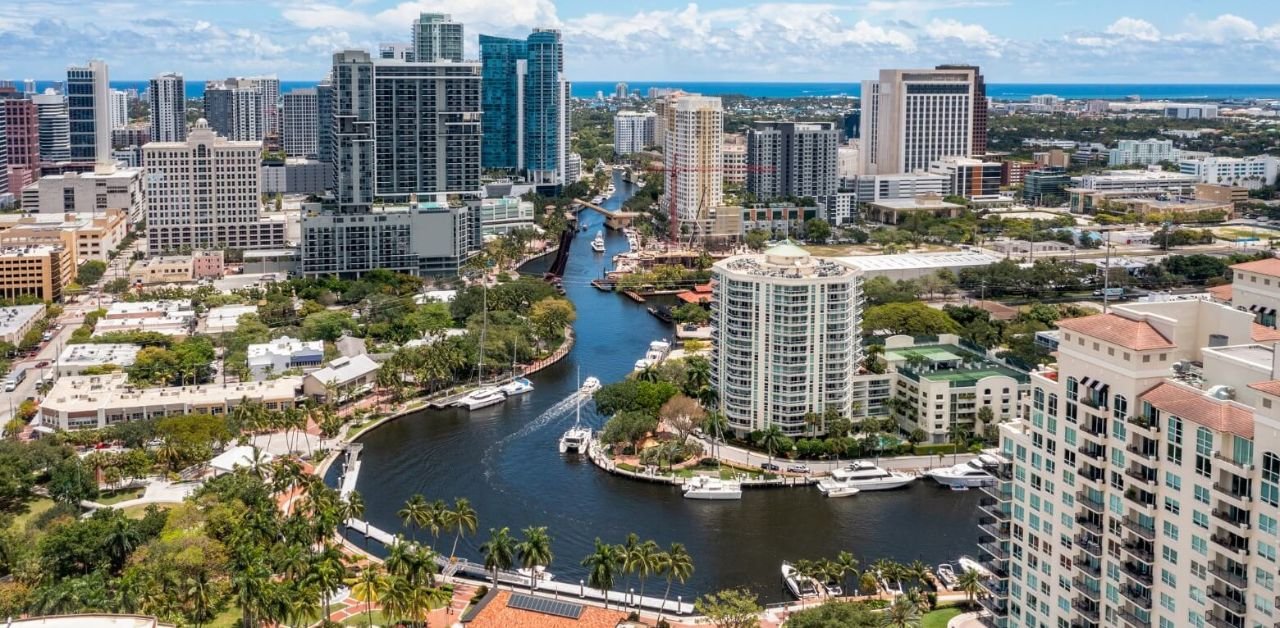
[121,503,173,520]
[922,605,964,628]
[9,497,56,532]
[96,488,145,505]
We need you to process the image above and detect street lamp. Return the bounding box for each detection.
[579,579,585,598]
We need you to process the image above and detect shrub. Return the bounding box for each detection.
[470,585,489,604]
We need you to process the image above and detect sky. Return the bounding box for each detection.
[2,0,1280,83]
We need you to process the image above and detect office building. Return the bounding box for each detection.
[746,121,840,200]
[479,29,570,186]
[1109,138,1176,166]
[0,107,6,199]
[20,169,145,222]
[1180,155,1280,190]
[842,110,860,140]
[613,110,656,155]
[261,158,328,195]
[929,157,1003,199]
[0,305,45,345]
[4,99,39,168]
[663,95,724,225]
[32,90,71,162]
[247,336,324,379]
[411,13,463,63]
[66,60,110,164]
[56,343,141,377]
[108,89,128,130]
[1068,169,1200,213]
[148,72,186,142]
[860,66,984,175]
[0,209,128,263]
[112,126,150,151]
[1023,167,1071,205]
[143,119,286,255]
[0,245,73,302]
[851,172,950,205]
[281,88,318,157]
[711,243,862,436]
[39,373,301,430]
[301,202,480,276]
[982,296,1280,628]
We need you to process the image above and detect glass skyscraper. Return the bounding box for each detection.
[480,29,568,186]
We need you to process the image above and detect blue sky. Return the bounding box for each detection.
[2,1,1279,82]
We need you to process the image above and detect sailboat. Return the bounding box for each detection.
[560,370,592,454]
[455,280,506,411]
[498,344,534,396]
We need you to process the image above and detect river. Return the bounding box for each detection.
[333,172,982,602]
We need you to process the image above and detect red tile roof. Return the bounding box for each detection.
[1056,314,1175,351]
[1206,284,1232,302]
[1252,324,1280,342]
[1141,382,1254,439]
[1250,380,1280,398]
[1232,257,1280,278]
[676,290,711,304]
[465,591,628,628]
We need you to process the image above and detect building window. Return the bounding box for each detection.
[1263,452,1280,507]
[1167,417,1183,464]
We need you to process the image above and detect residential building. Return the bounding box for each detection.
[663,95,724,226]
[479,29,570,186]
[0,245,73,302]
[303,355,380,402]
[983,296,1280,628]
[4,99,40,168]
[20,169,145,222]
[1179,155,1280,189]
[722,135,746,186]
[315,77,333,179]
[378,42,413,61]
[32,90,70,162]
[929,157,1002,199]
[411,13,463,63]
[204,77,278,141]
[738,203,819,237]
[281,88,318,157]
[148,72,186,142]
[650,90,689,151]
[1228,258,1280,328]
[247,336,324,379]
[301,201,480,277]
[0,104,6,200]
[613,110,656,155]
[104,300,193,320]
[108,89,127,131]
[260,157,327,195]
[203,304,256,335]
[0,304,46,344]
[1109,138,1176,166]
[192,250,225,279]
[39,373,301,430]
[470,196,535,235]
[711,243,862,436]
[860,66,984,175]
[55,343,141,377]
[66,60,110,164]
[143,119,286,255]
[0,209,128,262]
[746,121,840,200]
[111,126,150,151]
[128,256,194,285]
[564,152,581,183]
[1023,167,1071,205]
[230,87,264,142]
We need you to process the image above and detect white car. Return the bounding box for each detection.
[787,464,810,474]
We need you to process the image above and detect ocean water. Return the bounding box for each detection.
[24,80,1280,102]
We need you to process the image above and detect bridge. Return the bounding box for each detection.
[572,198,641,230]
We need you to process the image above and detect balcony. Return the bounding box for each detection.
[980,482,1012,501]
[1072,577,1100,602]
[1075,558,1101,577]
[1205,615,1242,628]
[1214,452,1252,475]
[1071,597,1101,622]
[1078,465,1106,487]
[1124,487,1155,509]
[1121,561,1153,586]
[1080,420,1107,438]
[977,595,1008,617]
[978,518,1010,540]
[979,499,1010,521]
[1122,540,1155,564]
[1211,532,1250,558]
[1121,585,1153,610]
[1075,534,1102,558]
[979,558,1009,579]
[1117,607,1151,628]
[1122,516,1156,541]
[1077,443,1105,460]
[1125,466,1157,486]
[1213,481,1252,508]
[1208,587,1247,615]
[1076,490,1105,513]
[1208,564,1248,590]
[1212,508,1250,531]
[1124,443,1158,461]
[1076,515,1103,535]
[978,540,1008,560]
[978,577,1008,597]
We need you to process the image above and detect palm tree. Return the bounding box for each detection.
[480,527,516,589]
[381,574,413,625]
[398,493,430,542]
[185,571,215,628]
[349,567,387,628]
[307,544,348,622]
[581,537,619,609]
[102,516,140,570]
[832,551,858,595]
[448,497,478,559]
[948,423,968,465]
[340,490,365,523]
[881,594,923,628]
[760,424,787,465]
[656,542,693,621]
[617,533,641,598]
[859,571,880,596]
[231,563,271,628]
[516,526,554,591]
[902,587,932,613]
[906,559,931,590]
[634,539,660,609]
[426,499,451,551]
[957,568,983,607]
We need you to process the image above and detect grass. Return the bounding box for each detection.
[616,462,639,472]
[9,497,56,532]
[121,503,173,520]
[922,605,964,628]
[96,488,145,505]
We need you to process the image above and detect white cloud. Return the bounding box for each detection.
[924,18,1000,48]
[1184,13,1260,42]
[1105,17,1160,42]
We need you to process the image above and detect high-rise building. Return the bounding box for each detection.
[613,110,656,155]
[3,99,40,168]
[204,77,275,141]
[282,88,318,158]
[108,89,128,130]
[32,90,71,162]
[663,95,723,226]
[378,43,413,62]
[928,157,1002,199]
[936,64,987,156]
[66,60,110,165]
[746,121,840,201]
[711,243,862,436]
[143,119,285,255]
[860,66,983,175]
[315,78,333,185]
[0,110,7,198]
[1179,155,1280,189]
[479,29,569,186]
[614,82,628,100]
[982,291,1280,628]
[202,83,234,138]
[411,13,463,63]
[148,73,186,142]
[231,87,264,142]
[1109,138,1176,167]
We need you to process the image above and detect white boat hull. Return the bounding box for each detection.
[927,472,996,488]
[683,489,743,500]
[816,479,861,497]
[455,390,506,410]
[845,476,917,491]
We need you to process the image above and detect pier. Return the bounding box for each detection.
[337,443,362,499]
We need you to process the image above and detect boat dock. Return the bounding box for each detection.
[337,443,363,499]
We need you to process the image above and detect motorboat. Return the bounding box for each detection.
[815,478,861,498]
[453,387,506,410]
[827,461,917,491]
[591,231,606,253]
[580,376,601,396]
[926,458,997,488]
[633,358,654,371]
[560,372,593,455]
[823,580,843,597]
[498,377,534,397]
[935,563,958,589]
[516,566,555,587]
[957,555,992,579]
[682,476,743,500]
[877,570,904,596]
[781,561,821,599]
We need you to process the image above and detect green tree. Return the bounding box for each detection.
[76,260,108,286]
[881,593,923,628]
[516,526,554,592]
[694,588,762,628]
[301,310,356,342]
[656,542,694,622]
[745,229,770,251]
[480,527,516,588]
[581,538,619,609]
[785,600,880,627]
[447,497,478,559]
[957,568,984,606]
[862,302,960,336]
[804,218,832,244]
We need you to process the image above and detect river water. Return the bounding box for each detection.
[334,172,982,602]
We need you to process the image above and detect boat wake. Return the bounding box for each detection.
[479,392,583,485]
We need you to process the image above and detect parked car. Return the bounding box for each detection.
[760,462,780,472]
[35,361,48,368]
[787,464,810,474]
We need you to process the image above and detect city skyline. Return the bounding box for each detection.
[0,1,1278,82]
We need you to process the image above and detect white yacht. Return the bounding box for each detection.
[827,461,917,491]
[935,563,957,589]
[580,376,601,396]
[498,377,534,397]
[453,387,506,410]
[781,561,821,599]
[633,358,654,372]
[815,478,861,498]
[591,231,606,253]
[560,374,593,455]
[957,555,992,579]
[926,458,997,488]
[516,566,555,587]
[682,476,743,500]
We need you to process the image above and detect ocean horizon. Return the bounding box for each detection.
[23,80,1280,102]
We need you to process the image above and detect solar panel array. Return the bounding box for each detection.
[507,593,585,619]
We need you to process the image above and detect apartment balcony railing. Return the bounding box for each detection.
[1117,607,1151,628]
[1071,577,1100,602]
[1074,534,1102,558]
[1071,597,1100,622]
[977,595,1009,617]
[1076,491,1105,513]
[1211,508,1251,531]
[1208,563,1248,590]
[1120,561,1153,586]
[1211,533,1250,558]
[1207,587,1247,615]
[1120,585,1153,610]
[1122,516,1156,541]
[1121,540,1155,564]
[1214,452,1252,475]
[1076,515,1104,535]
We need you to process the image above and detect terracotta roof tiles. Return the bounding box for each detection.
[465,591,628,628]
[1206,284,1232,302]
[1141,382,1254,439]
[1250,380,1280,398]
[1232,257,1280,278]
[1056,314,1175,351]
[1252,324,1280,342]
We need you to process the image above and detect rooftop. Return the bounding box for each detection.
[866,197,964,210]
[1232,257,1280,278]
[1056,313,1175,351]
[1141,381,1253,439]
[59,343,142,366]
[41,374,302,413]
[837,251,1001,272]
[0,304,45,334]
[307,355,379,386]
[463,590,627,628]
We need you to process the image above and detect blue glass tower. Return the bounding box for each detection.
[479,35,526,172]
[480,29,567,185]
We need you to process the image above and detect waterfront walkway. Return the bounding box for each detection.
[695,435,978,475]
